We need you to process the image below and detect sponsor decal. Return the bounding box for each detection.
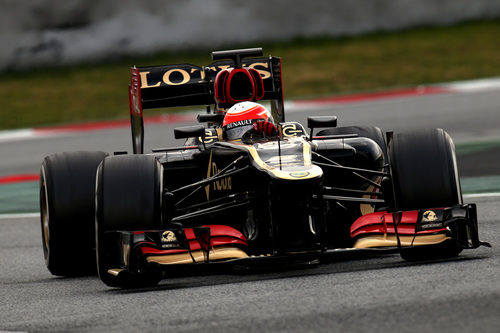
[160,230,180,249]
[225,119,253,130]
[210,163,232,190]
[417,209,444,231]
[140,62,271,88]
[198,128,219,144]
[205,152,232,200]
[161,230,177,243]
[422,210,438,222]
[282,123,305,137]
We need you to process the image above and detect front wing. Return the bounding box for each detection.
[105,204,487,281]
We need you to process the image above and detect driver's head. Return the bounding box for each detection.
[222,102,276,141]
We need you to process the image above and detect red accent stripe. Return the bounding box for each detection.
[352,224,448,238]
[140,247,188,255]
[350,210,449,238]
[0,174,40,184]
[202,225,247,241]
[294,86,448,106]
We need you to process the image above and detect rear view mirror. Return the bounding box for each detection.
[307,116,338,129]
[174,125,206,140]
[307,116,337,138]
[197,114,224,123]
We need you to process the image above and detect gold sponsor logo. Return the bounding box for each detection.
[198,129,219,144]
[422,210,438,222]
[161,231,177,243]
[161,230,179,249]
[140,62,271,88]
[282,123,305,138]
[205,152,232,200]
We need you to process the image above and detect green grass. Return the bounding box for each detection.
[461,176,500,194]
[456,139,500,155]
[1,20,500,130]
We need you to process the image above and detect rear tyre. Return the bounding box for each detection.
[96,155,163,288]
[317,125,387,161]
[389,128,463,260]
[40,151,108,276]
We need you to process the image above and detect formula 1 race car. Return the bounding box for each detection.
[40,48,488,288]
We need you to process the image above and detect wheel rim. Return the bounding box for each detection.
[40,169,50,261]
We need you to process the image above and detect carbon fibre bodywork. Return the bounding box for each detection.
[96,49,488,288]
[100,124,485,286]
[39,48,488,288]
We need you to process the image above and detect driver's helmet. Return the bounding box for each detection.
[222,101,275,141]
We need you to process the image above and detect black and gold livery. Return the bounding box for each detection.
[39,48,487,288]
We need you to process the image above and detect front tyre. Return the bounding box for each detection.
[389,128,463,260]
[390,128,462,210]
[96,155,163,288]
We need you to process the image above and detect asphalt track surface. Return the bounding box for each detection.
[0,194,498,333]
[0,87,499,332]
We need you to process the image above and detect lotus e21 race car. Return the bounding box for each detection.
[40,48,489,288]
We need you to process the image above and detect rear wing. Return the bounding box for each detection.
[129,49,284,153]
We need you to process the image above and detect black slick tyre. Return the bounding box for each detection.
[389,128,463,260]
[317,125,387,161]
[95,154,163,288]
[40,151,108,276]
[389,128,462,210]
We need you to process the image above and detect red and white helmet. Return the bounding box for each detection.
[222,102,275,141]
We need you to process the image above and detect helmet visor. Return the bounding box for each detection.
[224,123,254,141]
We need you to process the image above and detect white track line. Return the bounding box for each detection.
[442,77,500,92]
[463,192,500,199]
[0,212,40,219]
[0,129,35,142]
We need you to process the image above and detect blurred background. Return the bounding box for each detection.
[1,0,500,129]
[2,0,500,70]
